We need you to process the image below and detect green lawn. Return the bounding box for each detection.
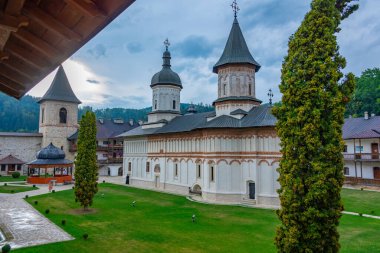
[0,176,27,182]
[0,185,37,194]
[342,188,380,216]
[12,184,380,253]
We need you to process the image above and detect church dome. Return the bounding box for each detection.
[36,143,66,159]
[151,49,182,88]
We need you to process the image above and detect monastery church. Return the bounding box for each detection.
[119,15,281,206]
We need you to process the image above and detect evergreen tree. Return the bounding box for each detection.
[273,0,357,252]
[74,111,98,210]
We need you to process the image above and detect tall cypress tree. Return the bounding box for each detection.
[74,111,98,210]
[273,0,358,252]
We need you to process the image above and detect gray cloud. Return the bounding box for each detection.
[173,35,216,58]
[86,79,100,84]
[87,44,107,59]
[126,42,144,54]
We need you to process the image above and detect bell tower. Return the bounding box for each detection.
[147,39,182,124]
[38,66,81,160]
[213,1,262,116]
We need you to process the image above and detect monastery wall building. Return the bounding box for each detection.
[120,16,282,206]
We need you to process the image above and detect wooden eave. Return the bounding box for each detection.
[0,0,135,99]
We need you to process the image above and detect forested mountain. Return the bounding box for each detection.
[0,67,378,132]
[0,93,214,132]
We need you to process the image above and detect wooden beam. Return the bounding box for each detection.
[5,0,26,15]
[5,43,48,70]
[0,63,31,88]
[0,13,29,32]
[0,82,21,98]
[0,51,9,60]
[64,0,106,17]
[12,28,59,58]
[0,75,24,92]
[4,59,40,80]
[23,3,82,41]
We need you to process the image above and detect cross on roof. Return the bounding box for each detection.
[164,38,170,51]
[231,0,240,18]
[267,89,274,105]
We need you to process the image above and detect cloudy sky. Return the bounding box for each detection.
[28,0,380,109]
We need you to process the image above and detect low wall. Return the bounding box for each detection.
[27,175,72,184]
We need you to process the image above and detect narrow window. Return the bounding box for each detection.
[173,100,176,110]
[59,108,67,123]
[248,84,252,95]
[154,100,157,110]
[175,163,178,177]
[197,164,201,178]
[210,166,215,182]
[344,167,349,176]
[343,145,347,152]
[41,108,45,123]
[146,162,150,173]
[128,162,132,172]
[223,83,227,95]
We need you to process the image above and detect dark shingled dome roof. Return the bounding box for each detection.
[38,66,81,104]
[151,50,182,88]
[36,143,66,159]
[213,18,260,73]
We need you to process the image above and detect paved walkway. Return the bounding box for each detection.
[0,184,74,249]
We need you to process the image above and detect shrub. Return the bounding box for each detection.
[34,201,38,205]
[10,190,14,194]
[33,185,36,188]
[1,244,11,253]
[25,195,29,199]
[45,209,50,214]
[359,213,363,217]
[4,183,7,186]
[360,188,364,191]
[72,186,75,189]
[83,233,89,240]
[61,219,66,225]
[11,172,20,178]
[52,190,56,193]
[103,180,105,183]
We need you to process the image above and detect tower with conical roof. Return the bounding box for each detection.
[38,65,81,160]
[213,1,261,117]
[147,39,182,124]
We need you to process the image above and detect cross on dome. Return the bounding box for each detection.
[231,0,240,18]
[164,38,170,51]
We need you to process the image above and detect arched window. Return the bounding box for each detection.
[223,83,227,95]
[59,108,67,124]
[172,100,176,110]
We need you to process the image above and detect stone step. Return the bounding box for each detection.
[241,198,256,206]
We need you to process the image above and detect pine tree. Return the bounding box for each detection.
[74,111,98,210]
[273,0,357,252]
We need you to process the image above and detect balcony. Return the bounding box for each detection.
[345,176,380,186]
[97,158,123,165]
[343,153,380,161]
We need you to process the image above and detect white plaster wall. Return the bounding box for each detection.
[152,85,181,112]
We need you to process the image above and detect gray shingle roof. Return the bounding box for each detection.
[68,119,139,140]
[151,50,182,88]
[39,66,81,104]
[231,109,248,115]
[0,155,25,165]
[213,18,261,73]
[120,104,276,138]
[213,96,262,105]
[343,116,380,139]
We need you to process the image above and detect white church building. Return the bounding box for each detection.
[119,15,281,206]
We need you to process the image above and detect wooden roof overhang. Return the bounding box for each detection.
[0,0,135,99]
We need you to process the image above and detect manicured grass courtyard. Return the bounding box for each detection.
[0,185,37,194]
[342,188,380,216]
[0,176,27,182]
[14,184,380,253]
